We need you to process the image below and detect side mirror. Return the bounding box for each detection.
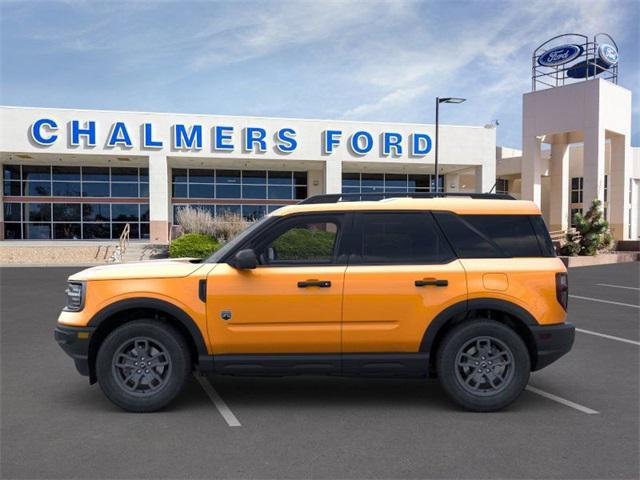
[229,248,258,270]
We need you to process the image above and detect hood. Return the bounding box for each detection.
[69,258,207,281]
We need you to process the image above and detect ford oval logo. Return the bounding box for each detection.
[538,44,583,67]
[598,44,618,66]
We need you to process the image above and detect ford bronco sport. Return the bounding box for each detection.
[55,193,574,412]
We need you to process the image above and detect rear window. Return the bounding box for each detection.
[434,212,554,258]
[352,212,455,264]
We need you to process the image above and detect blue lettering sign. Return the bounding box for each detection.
[70,120,96,147]
[275,128,297,153]
[143,123,163,148]
[350,131,373,155]
[173,124,203,150]
[107,122,133,147]
[323,130,342,154]
[214,126,234,151]
[244,127,267,152]
[382,132,403,156]
[30,118,58,145]
[411,133,432,156]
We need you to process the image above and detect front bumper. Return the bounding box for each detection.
[530,322,575,371]
[54,325,94,377]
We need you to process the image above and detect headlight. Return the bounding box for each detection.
[64,281,85,312]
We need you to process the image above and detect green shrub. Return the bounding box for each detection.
[169,233,220,259]
[272,228,336,260]
[560,199,614,256]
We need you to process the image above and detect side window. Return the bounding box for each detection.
[433,212,503,258]
[258,216,341,265]
[353,212,454,264]
[462,215,543,257]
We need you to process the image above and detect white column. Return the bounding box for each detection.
[582,126,606,210]
[522,135,543,206]
[549,137,570,231]
[148,153,170,244]
[324,159,342,194]
[474,162,495,194]
[609,134,631,240]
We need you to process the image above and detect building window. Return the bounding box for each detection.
[341,173,444,195]
[496,178,509,195]
[170,168,306,224]
[2,164,149,240]
[570,208,582,228]
[570,177,583,204]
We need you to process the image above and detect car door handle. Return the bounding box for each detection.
[297,280,332,288]
[415,279,448,287]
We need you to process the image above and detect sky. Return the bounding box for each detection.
[1,0,638,148]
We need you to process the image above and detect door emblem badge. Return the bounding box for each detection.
[220,310,232,321]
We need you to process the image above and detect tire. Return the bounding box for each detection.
[436,319,530,412]
[96,320,191,412]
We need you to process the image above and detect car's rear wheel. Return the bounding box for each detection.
[96,320,191,412]
[436,320,530,412]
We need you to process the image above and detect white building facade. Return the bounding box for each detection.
[0,106,496,243]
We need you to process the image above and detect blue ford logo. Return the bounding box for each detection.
[538,44,583,67]
[598,44,618,66]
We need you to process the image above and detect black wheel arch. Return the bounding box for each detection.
[86,298,208,383]
[421,298,539,374]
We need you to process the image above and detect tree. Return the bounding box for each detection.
[560,199,614,256]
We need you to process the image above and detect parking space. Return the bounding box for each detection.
[1,263,638,479]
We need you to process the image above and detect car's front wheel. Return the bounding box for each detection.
[436,320,530,412]
[96,320,191,412]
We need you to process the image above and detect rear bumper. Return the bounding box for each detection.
[54,325,94,377]
[530,322,575,371]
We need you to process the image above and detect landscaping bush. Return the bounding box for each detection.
[169,233,220,259]
[176,207,251,243]
[560,199,614,256]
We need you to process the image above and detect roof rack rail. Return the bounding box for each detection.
[298,192,515,204]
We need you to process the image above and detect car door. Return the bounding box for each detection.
[206,213,348,355]
[342,211,467,354]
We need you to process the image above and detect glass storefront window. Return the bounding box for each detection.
[188,184,215,199]
[112,204,139,222]
[83,203,110,221]
[52,182,81,196]
[24,181,51,196]
[345,173,443,194]
[53,204,81,222]
[2,165,149,240]
[82,182,110,197]
[169,168,307,224]
[216,170,241,184]
[24,223,51,239]
[52,166,80,181]
[111,183,139,197]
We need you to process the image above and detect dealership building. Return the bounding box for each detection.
[0,34,638,244]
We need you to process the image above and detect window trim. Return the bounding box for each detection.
[348,211,457,266]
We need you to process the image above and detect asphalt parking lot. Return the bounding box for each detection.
[1,263,638,479]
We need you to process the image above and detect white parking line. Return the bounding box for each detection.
[569,294,640,309]
[195,374,242,427]
[526,385,599,415]
[576,328,640,346]
[596,283,640,291]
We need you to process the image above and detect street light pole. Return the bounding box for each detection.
[435,97,440,195]
[434,96,466,196]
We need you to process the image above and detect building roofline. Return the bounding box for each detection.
[0,104,489,130]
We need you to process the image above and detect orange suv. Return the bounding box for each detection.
[55,193,574,412]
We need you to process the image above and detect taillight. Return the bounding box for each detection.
[556,272,568,310]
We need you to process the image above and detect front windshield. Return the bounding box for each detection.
[206,215,271,263]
